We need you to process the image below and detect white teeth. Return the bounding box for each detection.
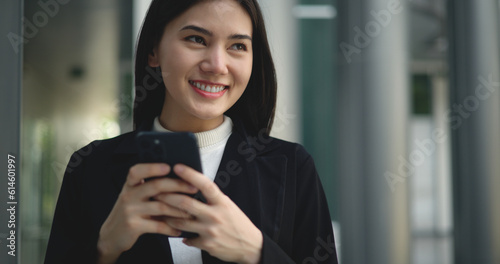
[191,81,226,93]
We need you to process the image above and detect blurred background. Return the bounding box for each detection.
[1,0,499,263]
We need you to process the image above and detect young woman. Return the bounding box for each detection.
[44,0,338,263]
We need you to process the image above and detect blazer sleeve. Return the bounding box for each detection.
[44,151,100,264]
[260,145,338,264]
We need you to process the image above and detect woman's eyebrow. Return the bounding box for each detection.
[229,33,252,41]
[180,25,252,41]
[181,25,212,36]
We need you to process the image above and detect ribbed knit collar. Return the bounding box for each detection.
[152,116,233,149]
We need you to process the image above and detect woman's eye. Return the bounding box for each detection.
[230,43,247,51]
[186,36,206,45]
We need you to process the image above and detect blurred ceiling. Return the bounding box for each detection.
[23,0,120,119]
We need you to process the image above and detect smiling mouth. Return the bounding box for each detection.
[189,80,229,93]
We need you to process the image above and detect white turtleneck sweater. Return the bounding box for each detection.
[153,116,233,264]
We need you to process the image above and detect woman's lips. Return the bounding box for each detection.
[189,80,229,99]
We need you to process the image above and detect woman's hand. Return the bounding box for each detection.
[97,163,198,264]
[157,164,263,264]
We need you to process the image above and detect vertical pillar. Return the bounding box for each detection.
[296,0,338,220]
[431,75,454,235]
[259,0,301,142]
[448,1,500,263]
[0,1,23,264]
[118,0,134,132]
[431,75,454,264]
[337,0,410,263]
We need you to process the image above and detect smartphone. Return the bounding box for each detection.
[135,131,205,238]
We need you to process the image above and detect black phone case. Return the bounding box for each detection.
[136,131,206,238]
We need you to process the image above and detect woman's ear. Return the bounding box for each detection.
[148,48,160,67]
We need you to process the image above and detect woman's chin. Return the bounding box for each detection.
[189,107,227,121]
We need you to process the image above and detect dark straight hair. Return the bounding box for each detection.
[133,0,277,135]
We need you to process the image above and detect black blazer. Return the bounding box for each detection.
[44,120,338,264]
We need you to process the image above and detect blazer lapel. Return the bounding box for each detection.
[203,121,288,263]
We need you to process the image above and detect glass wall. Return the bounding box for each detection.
[297,0,339,221]
[408,1,453,263]
[21,0,123,262]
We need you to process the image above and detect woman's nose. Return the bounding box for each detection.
[200,47,229,75]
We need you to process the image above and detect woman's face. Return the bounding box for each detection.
[149,0,253,131]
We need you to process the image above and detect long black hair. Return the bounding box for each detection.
[133,0,277,135]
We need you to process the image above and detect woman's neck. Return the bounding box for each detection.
[158,112,224,133]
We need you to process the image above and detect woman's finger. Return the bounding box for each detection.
[138,201,192,219]
[140,217,183,237]
[126,163,170,186]
[182,236,204,250]
[156,193,206,217]
[133,177,198,201]
[165,217,203,235]
[173,164,223,204]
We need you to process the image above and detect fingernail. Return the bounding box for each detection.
[175,164,185,173]
[161,164,170,173]
[188,185,197,192]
